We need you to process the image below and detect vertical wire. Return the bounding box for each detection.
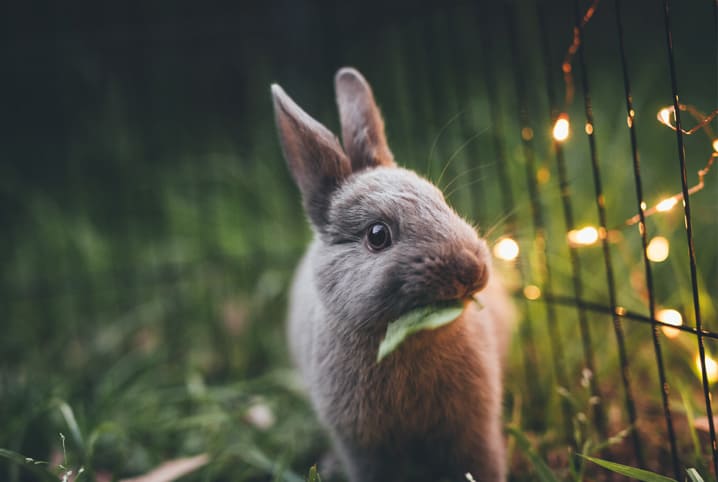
[505,1,574,443]
[476,4,545,423]
[609,0,667,469]
[661,0,718,475]
[535,1,610,445]
[571,0,662,471]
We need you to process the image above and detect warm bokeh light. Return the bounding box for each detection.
[646,236,670,262]
[655,197,678,212]
[536,166,551,184]
[695,353,718,384]
[657,308,682,339]
[584,122,593,135]
[713,138,718,152]
[567,226,599,247]
[493,237,520,261]
[523,285,541,300]
[658,107,673,126]
[553,114,570,142]
[626,109,635,128]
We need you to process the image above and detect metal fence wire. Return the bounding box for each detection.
[493,0,717,477]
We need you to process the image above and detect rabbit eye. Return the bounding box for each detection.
[366,222,391,251]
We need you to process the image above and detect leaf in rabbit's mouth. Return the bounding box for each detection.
[376,298,481,362]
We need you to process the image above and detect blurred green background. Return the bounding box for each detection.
[1,0,716,480]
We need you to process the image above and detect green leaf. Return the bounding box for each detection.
[686,468,705,482]
[377,300,465,362]
[505,426,559,482]
[579,454,677,482]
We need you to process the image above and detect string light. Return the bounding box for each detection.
[556,0,717,229]
[655,198,678,212]
[626,110,635,128]
[696,353,718,385]
[523,285,542,300]
[646,236,670,262]
[561,0,601,107]
[656,308,682,338]
[625,104,718,226]
[567,226,599,247]
[656,104,718,136]
[493,237,520,261]
[658,107,672,126]
[521,127,534,141]
[553,114,571,142]
[536,166,551,185]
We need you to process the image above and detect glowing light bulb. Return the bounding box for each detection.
[658,107,672,126]
[584,123,593,135]
[646,236,670,262]
[523,285,541,300]
[553,114,570,142]
[626,109,635,128]
[712,138,718,153]
[493,237,520,261]
[696,353,718,384]
[536,166,551,185]
[657,308,682,338]
[567,226,599,247]
[655,197,678,212]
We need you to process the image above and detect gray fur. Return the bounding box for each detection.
[272,67,515,482]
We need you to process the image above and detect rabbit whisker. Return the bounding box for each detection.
[436,129,487,188]
[425,110,465,177]
[441,162,496,195]
[444,173,489,201]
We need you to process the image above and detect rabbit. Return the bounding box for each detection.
[271,67,515,482]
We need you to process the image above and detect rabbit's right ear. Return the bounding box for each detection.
[272,84,351,227]
[335,67,395,171]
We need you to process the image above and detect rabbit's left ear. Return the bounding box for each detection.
[335,67,395,171]
[272,84,351,228]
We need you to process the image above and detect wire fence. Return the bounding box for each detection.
[491,0,717,477]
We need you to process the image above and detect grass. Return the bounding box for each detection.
[2,0,717,480]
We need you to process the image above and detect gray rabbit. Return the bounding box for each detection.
[271,67,514,482]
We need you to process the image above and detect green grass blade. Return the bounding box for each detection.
[377,300,464,362]
[580,454,677,482]
[0,449,58,481]
[677,382,703,462]
[686,468,705,482]
[56,400,85,452]
[307,464,322,482]
[505,426,559,482]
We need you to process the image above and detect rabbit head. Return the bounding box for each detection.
[272,68,491,328]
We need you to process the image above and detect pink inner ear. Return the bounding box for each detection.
[271,83,351,228]
[335,68,395,171]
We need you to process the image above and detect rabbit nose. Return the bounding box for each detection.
[453,248,488,298]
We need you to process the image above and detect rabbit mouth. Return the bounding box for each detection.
[400,295,480,319]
